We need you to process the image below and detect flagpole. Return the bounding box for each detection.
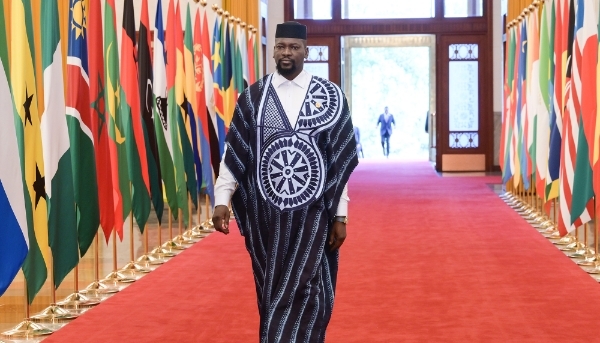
[137,222,165,266]
[1,279,53,337]
[121,213,150,274]
[568,224,592,259]
[152,210,173,258]
[30,251,77,321]
[82,233,119,294]
[56,265,100,308]
[583,198,600,275]
[173,207,194,246]
[103,229,135,284]
[186,195,206,239]
[162,207,181,254]
[200,193,215,233]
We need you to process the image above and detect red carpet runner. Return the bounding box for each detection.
[45,161,600,342]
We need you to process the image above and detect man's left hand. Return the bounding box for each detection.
[329,222,346,251]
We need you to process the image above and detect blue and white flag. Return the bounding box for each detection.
[0,42,29,296]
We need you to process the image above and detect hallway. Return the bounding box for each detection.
[39,161,600,342]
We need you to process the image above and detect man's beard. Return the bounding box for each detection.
[276,60,297,76]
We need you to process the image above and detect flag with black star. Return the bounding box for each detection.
[11,0,49,303]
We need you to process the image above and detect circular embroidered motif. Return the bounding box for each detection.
[259,135,323,211]
[296,77,342,131]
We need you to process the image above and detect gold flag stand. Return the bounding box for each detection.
[172,208,194,246]
[581,200,600,275]
[102,229,136,284]
[578,207,598,267]
[162,208,184,253]
[187,193,209,237]
[120,212,151,274]
[56,265,100,309]
[567,224,594,259]
[183,196,206,240]
[137,222,166,266]
[30,254,78,322]
[1,278,54,337]
[81,233,119,295]
[198,194,215,233]
[152,212,175,257]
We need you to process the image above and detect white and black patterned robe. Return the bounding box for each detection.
[225,74,358,343]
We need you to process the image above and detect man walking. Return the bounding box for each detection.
[212,22,358,343]
[377,106,396,157]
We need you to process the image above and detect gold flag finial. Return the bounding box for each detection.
[200,0,207,6]
[212,4,219,12]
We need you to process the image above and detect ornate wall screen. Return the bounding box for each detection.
[448,43,479,148]
[304,45,330,79]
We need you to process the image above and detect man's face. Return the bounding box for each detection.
[384,107,388,114]
[273,38,308,78]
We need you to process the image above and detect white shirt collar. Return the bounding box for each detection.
[272,70,312,89]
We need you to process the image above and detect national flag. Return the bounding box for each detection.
[203,10,222,178]
[526,8,540,195]
[516,20,528,189]
[233,22,246,97]
[239,24,249,89]
[557,0,587,235]
[252,27,260,81]
[594,0,600,219]
[105,0,131,239]
[12,0,49,302]
[88,0,116,241]
[167,0,189,223]
[547,0,568,201]
[212,16,227,157]
[138,0,164,223]
[502,26,516,184]
[175,1,197,213]
[536,0,554,200]
[570,0,596,225]
[223,20,235,127]
[152,0,178,218]
[184,3,202,205]
[194,7,215,206]
[247,29,257,85]
[66,0,100,257]
[121,0,151,232]
[0,0,28,295]
[510,23,522,188]
[41,0,79,288]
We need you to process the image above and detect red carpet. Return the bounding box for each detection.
[44,161,600,342]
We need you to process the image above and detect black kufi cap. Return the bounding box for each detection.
[275,21,307,40]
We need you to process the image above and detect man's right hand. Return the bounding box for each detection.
[212,205,231,235]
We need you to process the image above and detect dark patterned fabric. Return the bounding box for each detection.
[224,74,358,343]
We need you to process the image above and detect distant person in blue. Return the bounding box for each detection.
[354,126,364,158]
[376,106,396,157]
